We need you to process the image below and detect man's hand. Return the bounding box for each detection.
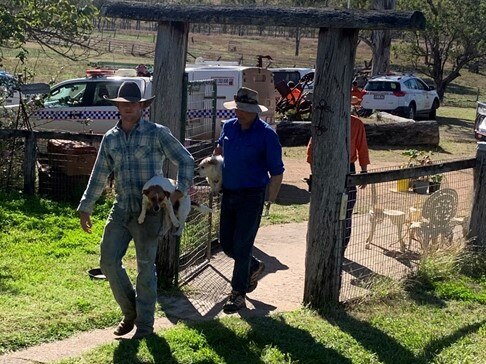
[263,201,272,217]
[79,211,93,234]
[170,190,184,205]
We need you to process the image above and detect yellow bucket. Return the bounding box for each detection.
[397,179,410,192]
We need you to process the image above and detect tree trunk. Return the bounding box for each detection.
[371,0,395,76]
[303,27,359,308]
[365,119,439,147]
[151,21,189,289]
[295,27,301,56]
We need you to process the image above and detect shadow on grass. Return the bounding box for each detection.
[114,333,175,364]
[402,277,447,308]
[185,315,352,363]
[277,183,310,205]
[322,309,418,363]
[422,320,486,362]
[321,308,486,364]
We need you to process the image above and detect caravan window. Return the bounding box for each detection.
[272,71,301,86]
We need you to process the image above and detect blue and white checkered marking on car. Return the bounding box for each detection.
[186,109,235,119]
[34,109,150,120]
[34,108,233,121]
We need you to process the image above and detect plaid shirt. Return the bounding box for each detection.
[78,119,194,214]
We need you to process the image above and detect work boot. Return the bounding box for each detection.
[247,261,265,293]
[223,291,246,314]
[113,319,135,336]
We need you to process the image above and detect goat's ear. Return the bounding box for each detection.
[143,189,150,196]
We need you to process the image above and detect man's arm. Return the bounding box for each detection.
[267,174,283,203]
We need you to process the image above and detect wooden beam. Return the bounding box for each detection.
[101,2,425,30]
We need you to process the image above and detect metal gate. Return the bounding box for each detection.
[176,79,220,285]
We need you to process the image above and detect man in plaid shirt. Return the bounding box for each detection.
[78,81,194,339]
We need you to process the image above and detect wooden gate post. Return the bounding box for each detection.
[303,28,359,308]
[468,142,486,248]
[151,21,189,288]
[23,131,36,195]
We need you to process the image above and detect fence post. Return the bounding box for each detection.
[23,131,36,195]
[469,142,486,247]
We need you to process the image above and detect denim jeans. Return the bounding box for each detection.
[219,187,266,293]
[344,163,357,252]
[99,205,162,331]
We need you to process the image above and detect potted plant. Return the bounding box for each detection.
[400,149,435,194]
[429,173,443,193]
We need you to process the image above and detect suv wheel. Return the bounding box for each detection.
[429,99,439,120]
[408,103,416,120]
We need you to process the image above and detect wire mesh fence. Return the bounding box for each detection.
[340,161,474,302]
[177,79,219,285]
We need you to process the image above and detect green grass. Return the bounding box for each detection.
[2,187,485,363]
[0,191,139,353]
[56,297,486,363]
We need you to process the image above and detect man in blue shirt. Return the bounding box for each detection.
[214,87,284,313]
[78,82,194,339]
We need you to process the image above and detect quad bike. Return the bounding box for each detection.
[275,71,314,121]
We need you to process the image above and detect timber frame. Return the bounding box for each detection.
[100,0,426,308]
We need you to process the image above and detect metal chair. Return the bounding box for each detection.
[408,188,459,252]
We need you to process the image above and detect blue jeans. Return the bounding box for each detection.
[344,163,357,252]
[99,205,162,331]
[219,187,266,293]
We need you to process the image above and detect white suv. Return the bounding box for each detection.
[361,74,440,120]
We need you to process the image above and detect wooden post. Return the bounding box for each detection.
[303,27,359,308]
[468,142,486,247]
[151,21,189,288]
[23,131,36,195]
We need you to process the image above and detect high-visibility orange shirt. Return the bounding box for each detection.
[306,115,370,167]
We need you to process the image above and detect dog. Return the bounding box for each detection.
[197,155,223,194]
[138,175,212,236]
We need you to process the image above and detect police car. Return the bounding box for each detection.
[31,69,152,134]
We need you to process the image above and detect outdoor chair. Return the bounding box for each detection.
[407,188,459,252]
[365,184,407,252]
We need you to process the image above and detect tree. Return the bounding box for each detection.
[397,0,486,100]
[369,0,395,76]
[0,0,98,63]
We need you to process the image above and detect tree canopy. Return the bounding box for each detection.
[397,0,486,99]
[0,0,98,63]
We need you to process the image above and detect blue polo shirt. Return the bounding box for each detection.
[218,117,284,190]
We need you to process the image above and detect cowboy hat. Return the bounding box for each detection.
[223,87,268,113]
[105,81,155,106]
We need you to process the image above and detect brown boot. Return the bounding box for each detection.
[113,319,135,336]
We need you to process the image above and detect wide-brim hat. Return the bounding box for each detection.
[223,87,268,113]
[105,81,155,107]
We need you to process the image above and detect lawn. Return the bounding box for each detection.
[1,185,485,363]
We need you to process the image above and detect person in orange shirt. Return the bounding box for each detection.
[351,81,364,106]
[306,115,370,253]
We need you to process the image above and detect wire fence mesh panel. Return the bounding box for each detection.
[177,79,219,285]
[340,162,474,302]
[0,136,24,191]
